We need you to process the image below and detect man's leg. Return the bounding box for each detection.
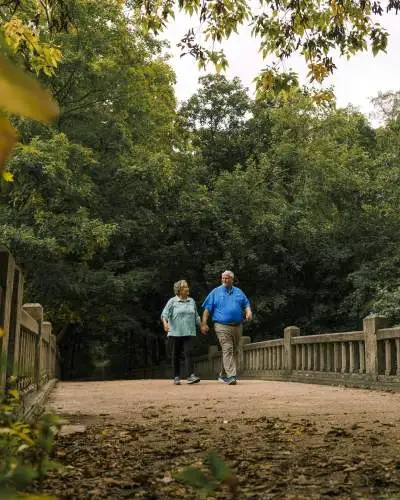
[214,323,236,378]
[232,324,243,374]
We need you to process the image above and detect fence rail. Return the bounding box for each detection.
[130,316,400,389]
[190,316,400,387]
[0,248,58,396]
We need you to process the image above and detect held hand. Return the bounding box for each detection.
[200,323,209,335]
[245,310,252,321]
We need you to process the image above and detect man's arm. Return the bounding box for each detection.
[244,306,252,321]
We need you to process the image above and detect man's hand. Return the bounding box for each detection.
[162,321,169,333]
[200,323,209,335]
[245,309,252,321]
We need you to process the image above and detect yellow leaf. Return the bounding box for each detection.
[0,118,18,174]
[2,170,14,182]
[0,55,59,123]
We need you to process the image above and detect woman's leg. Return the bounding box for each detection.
[183,336,195,377]
[171,337,184,377]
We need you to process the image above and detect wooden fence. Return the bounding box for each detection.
[0,248,58,396]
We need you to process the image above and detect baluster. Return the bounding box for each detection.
[385,339,392,376]
[396,339,400,376]
[295,345,300,370]
[313,344,318,371]
[341,342,347,373]
[333,343,340,372]
[359,341,365,373]
[349,341,355,373]
[326,343,332,372]
[307,344,312,370]
[319,344,324,372]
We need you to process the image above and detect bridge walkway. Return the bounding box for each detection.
[35,379,400,499]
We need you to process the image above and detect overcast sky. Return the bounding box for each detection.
[162,11,400,122]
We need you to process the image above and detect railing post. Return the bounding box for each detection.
[6,268,24,383]
[23,304,43,390]
[284,326,300,373]
[0,249,16,392]
[363,314,388,378]
[42,322,52,380]
[238,336,251,374]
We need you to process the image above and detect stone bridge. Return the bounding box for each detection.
[35,378,400,499]
[3,246,400,497]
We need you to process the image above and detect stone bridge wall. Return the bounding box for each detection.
[190,316,400,388]
[133,316,400,389]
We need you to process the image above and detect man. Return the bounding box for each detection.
[201,270,252,385]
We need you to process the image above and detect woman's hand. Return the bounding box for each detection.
[200,323,209,335]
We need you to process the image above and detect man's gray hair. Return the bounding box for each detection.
[222,270,234,278]
[174,279,187,296]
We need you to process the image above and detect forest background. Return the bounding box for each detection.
[1,0,400,379]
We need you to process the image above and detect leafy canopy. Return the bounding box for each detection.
[135,0,399,90]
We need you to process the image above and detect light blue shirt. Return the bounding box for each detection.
[161,296,200,337]
[202,285,250,324]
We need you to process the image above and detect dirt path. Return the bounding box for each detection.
[33,379,400,499]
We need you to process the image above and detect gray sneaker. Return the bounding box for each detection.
[173,377,181,385]
[218,375,228,383]
[187,374,200,384]
[226,376,237,385]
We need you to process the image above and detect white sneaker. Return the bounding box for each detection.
[187,374,200,384]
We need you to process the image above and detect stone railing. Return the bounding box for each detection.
[193,316,400,388]
[1,248,58,396]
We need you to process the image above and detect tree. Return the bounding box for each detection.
[179,74,251,176]
[136,0,398,89]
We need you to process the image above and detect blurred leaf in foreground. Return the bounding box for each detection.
[0,118,18,176]
[0,55,59,123]
[0,54,59,176]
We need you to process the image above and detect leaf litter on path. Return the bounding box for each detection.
[28,413,400,499]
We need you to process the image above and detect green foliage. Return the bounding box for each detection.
[2,0,400,378]
[176,450,237,498]
[136,0,398,88]
[0,381,62,499]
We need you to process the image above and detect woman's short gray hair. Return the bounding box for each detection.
[222,270,234,279]
[174,280,187,296]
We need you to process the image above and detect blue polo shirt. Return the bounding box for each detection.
[202,285,250,324]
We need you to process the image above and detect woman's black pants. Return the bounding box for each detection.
[169,336,194,378]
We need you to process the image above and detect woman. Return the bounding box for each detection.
[161,280,201,385]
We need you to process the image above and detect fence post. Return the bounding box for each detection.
[6,268,24,383]
[284,326,300,372]
[0,249,16,392]
[363,314,388,379]
[23,304,43,390]
[42,322,52,381]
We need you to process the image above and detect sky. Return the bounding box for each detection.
[162,10,400,122]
